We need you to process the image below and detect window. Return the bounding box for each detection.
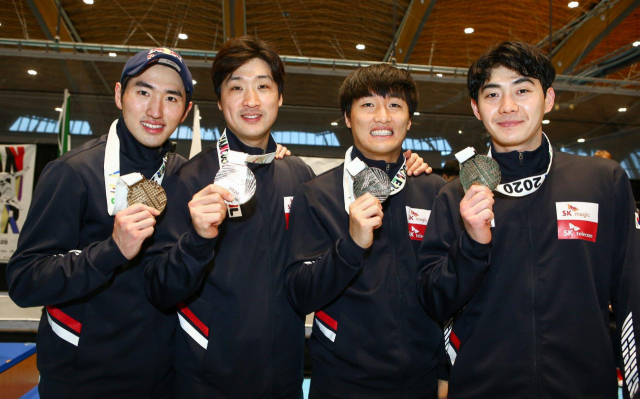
[9,116,93,135]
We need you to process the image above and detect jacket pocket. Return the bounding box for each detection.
[37,304,83,375]
[176,301,210,372]
[312,310,338,352]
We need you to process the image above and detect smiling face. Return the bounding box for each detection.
[471,66,554,153]
[346,94,411,163]
[115,64,192,148]
[217,58,283,149]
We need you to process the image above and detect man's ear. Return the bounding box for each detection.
[180,102,194,123]
[278,93,283,107]
[114,82,123,110]
[470,99,482,121]
[344,111,351,128]
[544,87,555,114]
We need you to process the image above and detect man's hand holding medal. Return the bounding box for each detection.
[348,193,384,249]
[112,204,161,260]
[456,147,500,245]
[189,184,234,239]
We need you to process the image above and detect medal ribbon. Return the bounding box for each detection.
[104,120,168,215]
[217,128,276,168]
[342,146,407,214]
[487,132,553,197]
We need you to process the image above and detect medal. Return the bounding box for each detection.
[126,177,167,212]
[214,164,257,205]
[216,129,276,211]
[342,146,407,214]
[455,147,501,193]
[353,167,391,203]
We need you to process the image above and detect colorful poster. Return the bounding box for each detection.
[0,145,36,262]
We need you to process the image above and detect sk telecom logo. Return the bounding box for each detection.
[556,202,598,242]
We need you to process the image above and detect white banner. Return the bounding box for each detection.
[0,145,36,262]
[300,156,343,175]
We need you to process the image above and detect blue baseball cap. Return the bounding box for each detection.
[121,47,194,105]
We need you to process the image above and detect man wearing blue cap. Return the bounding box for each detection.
[7,48,195,398]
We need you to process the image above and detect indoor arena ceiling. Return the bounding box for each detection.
[0,0,639,163]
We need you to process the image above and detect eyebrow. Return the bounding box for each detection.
[227,75,274,82]
[134,80,183,97]
[481,77,535,92]
[513,77,534,85]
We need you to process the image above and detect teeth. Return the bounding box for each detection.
[371,130,392,136]
[141,122,163,129]
[243,115,260,119]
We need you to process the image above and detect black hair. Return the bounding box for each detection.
[339,63,418,119]
[442,159,460,176]
[467,41,556,102]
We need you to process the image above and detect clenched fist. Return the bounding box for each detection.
[348,193,384,249]
[189,184,234,239]
[113,203,160,259]
[460,184,494,244]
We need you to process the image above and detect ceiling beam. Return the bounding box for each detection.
[551,0,640,74]
[222,0,246,41]
[384,0,437,63]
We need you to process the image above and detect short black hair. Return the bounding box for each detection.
[467,41,556,102]
[339,63,418,119]
[442,159,460,176]
[212,36,285,99]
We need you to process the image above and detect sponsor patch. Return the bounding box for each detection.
[405,206,431,241]
[284,196,293,229]
[556,202,598,242]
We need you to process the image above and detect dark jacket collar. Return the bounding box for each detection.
[116,117,171,168]
[225,126,277,155]
[491,135,550,184]
[351,145,404,179]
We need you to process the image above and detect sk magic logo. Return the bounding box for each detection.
[147,48,183,61]
[562,204,591,219]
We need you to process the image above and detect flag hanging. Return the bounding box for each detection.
[189,104,202,159]
[57,89,71,157]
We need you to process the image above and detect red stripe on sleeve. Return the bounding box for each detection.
[315,311,338,330]
[177,302,209,337]
[46,305,82,334]
[450,330,461,350]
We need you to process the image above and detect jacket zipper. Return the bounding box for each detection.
[526,169,540,397]
[389,196,409,393]
[261,166,278,394]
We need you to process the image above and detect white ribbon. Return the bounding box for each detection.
[487,132,553,198]
[342,146,407,214]
[216,128,276,168]
[104,120,168,215]
[216,129,276,216]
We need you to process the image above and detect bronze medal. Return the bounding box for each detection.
[126,178,167,213]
